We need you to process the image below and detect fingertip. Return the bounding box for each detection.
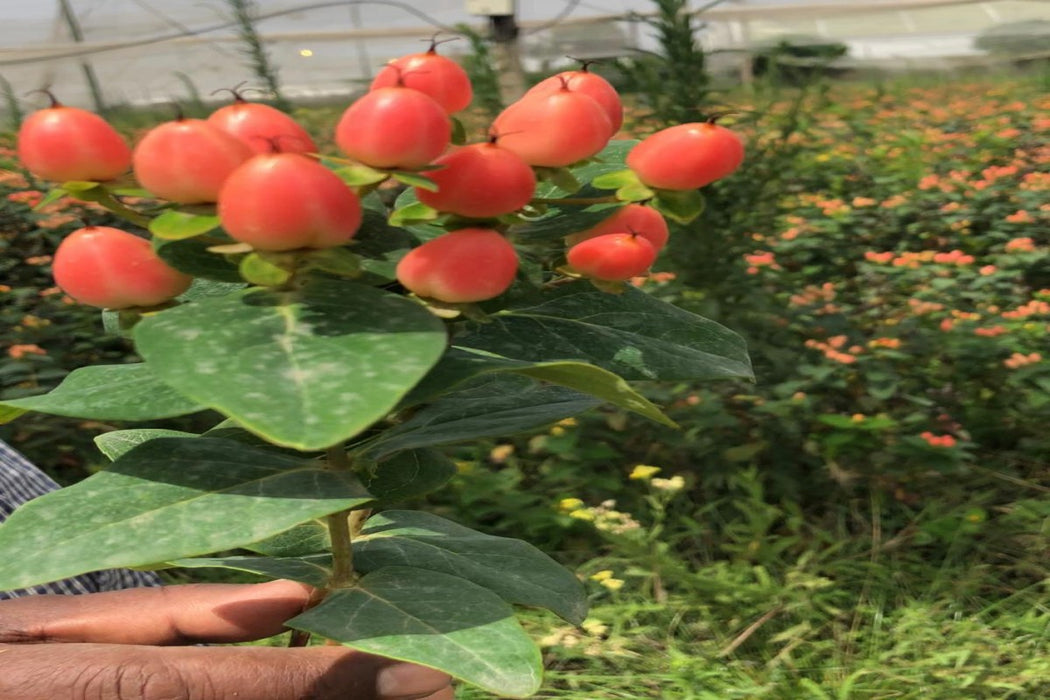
[375,662,453,698]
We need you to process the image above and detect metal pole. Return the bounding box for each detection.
[489,13,527,103]
[57,0,107,113]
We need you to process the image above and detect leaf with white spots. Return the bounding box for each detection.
[460,282,753,382]
[133,279,448,451]
[287,567,543,698]
[355,511,587,624]
[0,364,203,422]
[0,437,372,592]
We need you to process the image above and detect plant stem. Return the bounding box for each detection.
[531,196,619,206]
[325,445,357,589]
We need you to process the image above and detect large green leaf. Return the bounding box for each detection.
[368,374,600,458]
[167,554,333,588]
[94,428,198,461]
[0,437,372,592]
[287,567,542,698]
[404,347,674,427]
[133,279,448,450]
[356,511,587,624]
[363,448,458,502]
[459,282,753,382]
[0,364,203,422]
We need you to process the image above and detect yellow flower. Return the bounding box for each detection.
[651,475,685,493]
[600,578,625,591]
[851,413,866,422]
[558,497,584,512]
[454,460,475,474]
[589,569,613,582]
[489,444,514,463]
[629,464,661,480]
[549,426,566,437]
[569,509,596,522]
[556,417,578,428]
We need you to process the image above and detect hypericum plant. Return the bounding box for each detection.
[0,60,751,697]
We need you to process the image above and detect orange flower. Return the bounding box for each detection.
[7,344,47,359]
[1004,237,1035,252]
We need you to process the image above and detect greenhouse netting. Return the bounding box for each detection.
[0,0,1047,114]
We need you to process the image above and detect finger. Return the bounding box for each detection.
[0,579,314,645]
[0,643,452,700]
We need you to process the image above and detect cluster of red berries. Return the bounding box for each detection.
[14,43,744,310]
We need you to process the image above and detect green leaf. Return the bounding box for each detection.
[537,167,582,194]
[149,209,221,240]
[450,116,467,145]
[133,279,447,450]
[534,140,636,199]
[369,374,601,457]
[389,200,441,228]
[33,187,69,210]
[94,428,198,461]
[245,520,331,557]
[459,282,753,382]
[391,189,448,242]
[391,171,438,192]
[591,168,641,191]
[239,252,291,286]
[653,188,705,223]
[334,164,388,187]
[168,554,333,587]
[510,202,621,243]
[617,180,656,203]
[0,438,372,591]
[363,448,457,502]
[154,237,244,282]
[305,247,361,277]
[0,405,26,424]
[405,348,674,427]
[287,567,542,698]
[0,363,203,421]
[357,510,587,624]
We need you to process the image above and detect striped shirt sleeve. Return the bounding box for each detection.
[0,439,163,599]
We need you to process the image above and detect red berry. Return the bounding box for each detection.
[566,232,656,282]
[564,204,669,251]
[217,153,362,251]
[527,69,623,134]
[370,47,473,114]
[207,97,318,154]
[17,96,131,182]
[397,228,518,303]
[52,226,192,309]
[132,118,253,203]
[492,87,612,167]
[626,122,744,190]
[335,87,451,169]
[415,141,536,218]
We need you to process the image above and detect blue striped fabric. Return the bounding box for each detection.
[0,439,163,598]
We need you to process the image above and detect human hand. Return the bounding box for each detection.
[0,579,453,700]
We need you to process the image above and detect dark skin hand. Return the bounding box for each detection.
[0,579,453,700]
